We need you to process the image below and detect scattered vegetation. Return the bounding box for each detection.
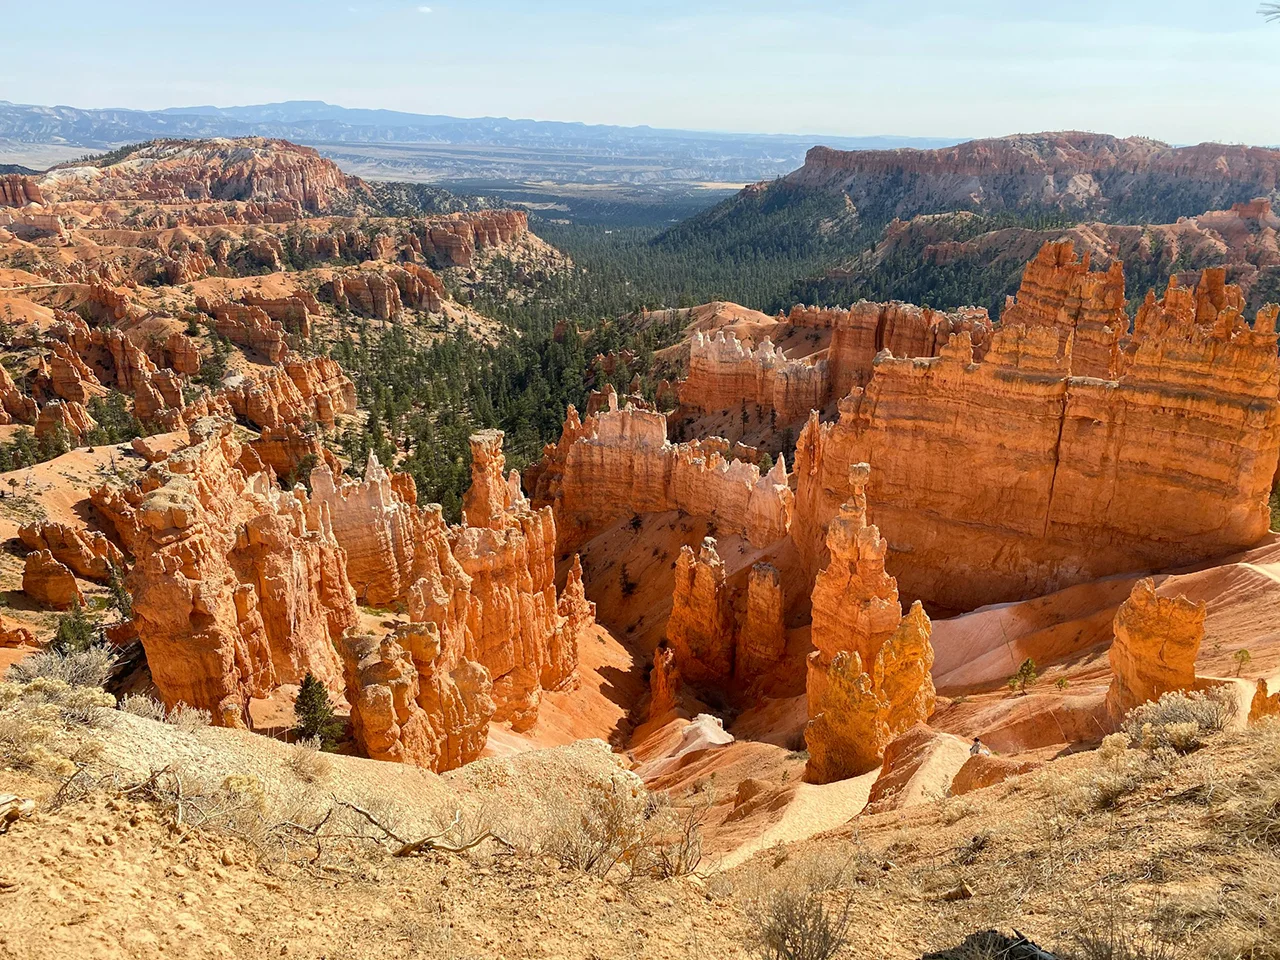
[1007,657,1038,696]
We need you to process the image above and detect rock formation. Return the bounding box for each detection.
[786,134,1280,216]
[316,433,588,758]
[339,625,495,770]
[0,174,42,207]
[679,331,827,421]
[534,395,793,551]
[1106,578,1205,720]
[105,419,358,725]
[648,645,682,719]
[22,550,83,610]
[307,454,436,607]
[865,725,972,812]
[793,260,1280,611]
[205,301,289,363]
[0,364,36,424]
[37,139,367,213]
[667,538,736,686]
[34,400,96,442]
[950,754,1042,796]
[805,465,936,784]
[735,562,787,682]
[18,522,124,582]
[1000,240,1127,378]
[788,301,992,399]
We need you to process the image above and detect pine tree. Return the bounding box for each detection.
[293,672,343,748]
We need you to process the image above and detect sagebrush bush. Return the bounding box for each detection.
[742,876,854,960]
[544,778,651,878]
[1122,688,1237,753]
[118,694,168,722]
[0,677,113,776]
[7,646,116,688]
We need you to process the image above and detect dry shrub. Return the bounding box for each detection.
[118,694,167,722]
[637,790,713,879]
[6,646,116,688]
[0,678,113,777]
[117,695,212,731]
[127,765,278,851]
[286,736,332,784]
[167,703,212,732]
[544,776,650,878]
[739,853,857,960]
[1122,688,1238,754]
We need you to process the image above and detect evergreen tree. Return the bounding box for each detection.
[293,672,343,748]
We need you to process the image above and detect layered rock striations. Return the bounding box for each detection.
[535,395,793,551]
[37,139,367,213]
[789,301,992,399]
[1001,240,1127,378]
[679,331,827,421]
[794,260,1280,612]
[102,419,358,725]
[1106,578,1205,720]
[0,174,43,207]
[804,465,936,783]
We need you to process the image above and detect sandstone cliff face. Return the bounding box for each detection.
[313,433,588,763]
[539,395,793,551]
[35,400,96,442]
[202,300,289,363]
[793,261,1280,612]
[107,419,358,725]
[340,626,495,770]
[679,331,827,422]
[805,467,936,784]
[736,562,787,683]
[308,454,430,606]
[223,358,356,431]
[787,134,1280,215]
[1001,240,1126,378]
[18,522,123,582]
[789,301,992,400]
[1106,578,1205,720]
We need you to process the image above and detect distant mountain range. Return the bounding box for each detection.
[0,99,961,184]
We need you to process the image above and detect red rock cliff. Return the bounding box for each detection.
[794,261,1280,612]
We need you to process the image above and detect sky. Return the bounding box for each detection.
[3,0,1278,144]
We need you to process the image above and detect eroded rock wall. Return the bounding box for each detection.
[538,395,793,551]
[794,264,1280,612]
[108,419,358,725]
[679,331,827,421]
[789,301,992,400]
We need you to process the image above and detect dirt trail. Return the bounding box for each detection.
[718,773,875,870]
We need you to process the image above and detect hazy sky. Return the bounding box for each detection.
[5,1,1278,144]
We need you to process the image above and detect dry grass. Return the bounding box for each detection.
[285,736,332,784]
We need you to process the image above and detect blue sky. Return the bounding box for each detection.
[4,1,1277,143]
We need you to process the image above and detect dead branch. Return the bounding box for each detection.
[334,799,513,857]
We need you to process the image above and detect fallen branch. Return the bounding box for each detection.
[335,799,513,857]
